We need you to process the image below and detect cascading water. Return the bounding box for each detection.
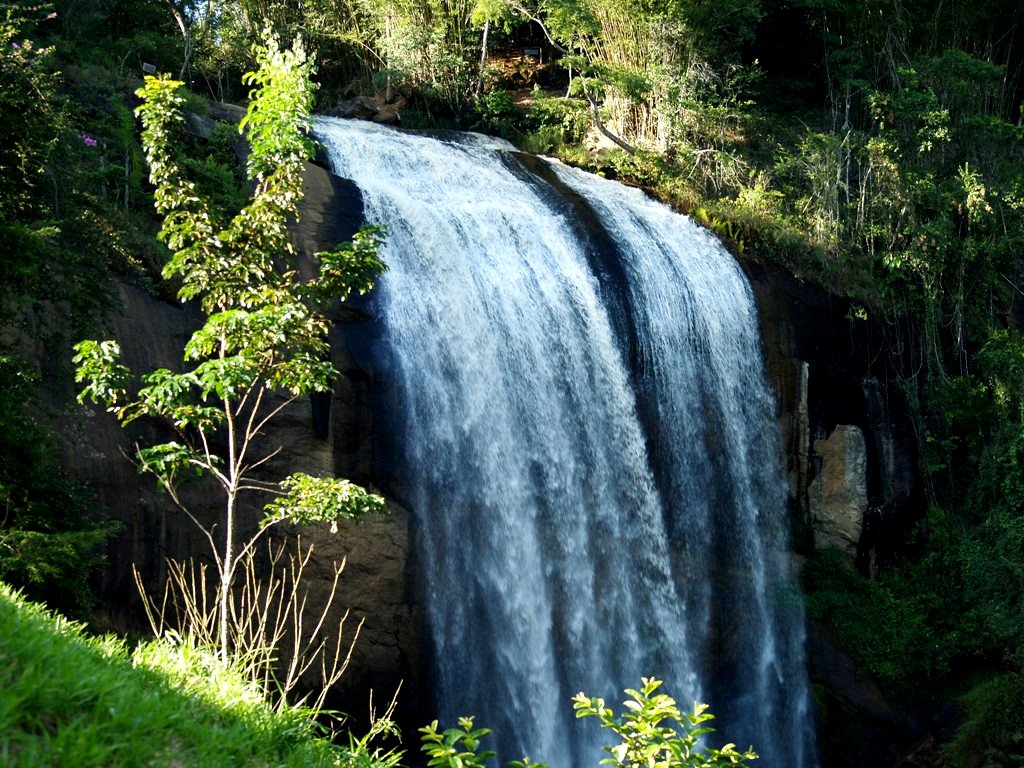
[315,117,818,768]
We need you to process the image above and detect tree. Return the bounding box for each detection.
[74,31,387,663]
[469,0,759,158]
[357,0,479,114]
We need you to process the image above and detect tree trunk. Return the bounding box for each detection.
[582,85,637,154]
[165,1,192,80]
[476,19,490,97]
[220,366,238,660]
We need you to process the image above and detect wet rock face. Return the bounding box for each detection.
[742,259,922,565]
[67,296,418,721]
[809,424,868,557]
[62,281,215,615]
[743,258,927,765]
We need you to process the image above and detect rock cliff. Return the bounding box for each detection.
[745,260,923,568]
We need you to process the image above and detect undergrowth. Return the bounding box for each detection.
[0,582,380,767]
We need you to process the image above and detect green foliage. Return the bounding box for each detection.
[471,0,518,31]
[0,9,124,329]
[949,673,1024,767]
[338,713,405,768]
[521,93,591,155]
[0,355,116,617]
[476,88,521,138]
[419,680,754,768]
[75,31,387,663]
[806,326,1024,750]
[72,340,131,408]
[945,329,1024,670]
[180,150,248,224]
[466,86,593,153]
[3,8,217,355]
[802,548,973,699]
[574,678,757,768]
[420,718,498,768]
[77,32,385,514]
[0,582,402,767]
[0,8,61,220]
[361,0,478,119]
[312,226,389,304]
[891,327,1024,722]
[0,9,158,617]
[264,473,386,528]
[6,0,1024,759]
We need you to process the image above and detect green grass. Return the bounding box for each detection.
[0,582,364,767]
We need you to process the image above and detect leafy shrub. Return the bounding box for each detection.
[421,678,756,768]
[949,673,1024,767]
[802,548,972,699]
[476,88,521,139]
[522,94,591,154]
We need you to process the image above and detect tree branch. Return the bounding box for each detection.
[504,1,636,154]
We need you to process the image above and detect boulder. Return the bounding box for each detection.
[325,95,381,120]
[372,95,405,125]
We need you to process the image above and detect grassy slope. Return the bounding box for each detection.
[0,582,350,768]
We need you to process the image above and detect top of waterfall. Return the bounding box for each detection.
[312,115,518,153]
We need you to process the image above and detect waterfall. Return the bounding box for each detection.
[315,117,817,768]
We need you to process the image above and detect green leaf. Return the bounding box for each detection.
[136,442,213,486]
[312,225,388,303]
[75,30,391,676]
[192,357,259,400]
[262,473,386,528]
[73,340,132,409]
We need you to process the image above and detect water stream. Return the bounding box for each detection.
[315,117,817,768]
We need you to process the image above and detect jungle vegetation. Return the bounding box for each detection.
[1,0,1023,765]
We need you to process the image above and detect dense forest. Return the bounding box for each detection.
[2,0,1024,765]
